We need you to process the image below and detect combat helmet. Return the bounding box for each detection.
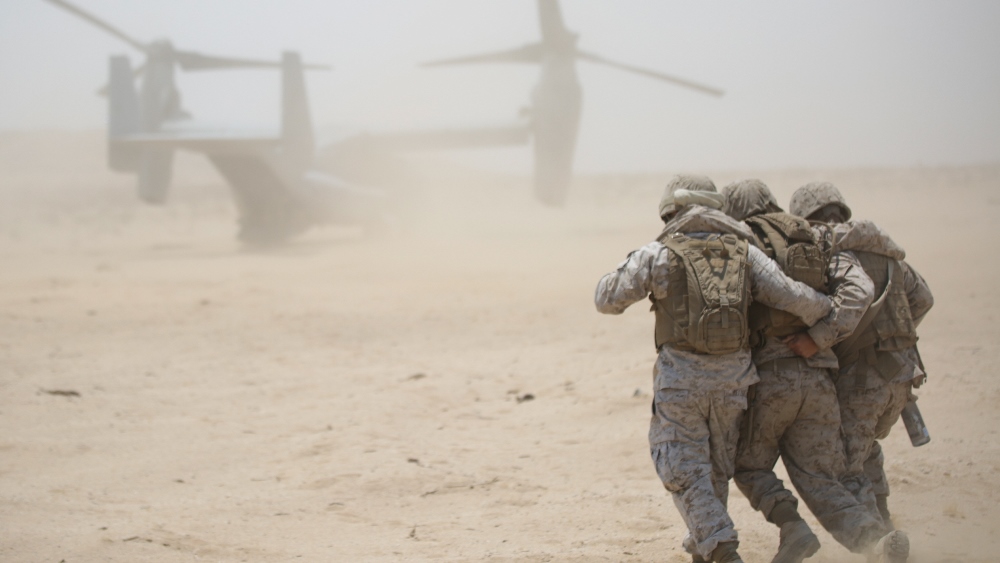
[659,175,717,220]
[789,182,852,221]
[721,179,783,221]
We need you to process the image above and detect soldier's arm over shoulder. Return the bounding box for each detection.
[902,260,934,327]
[594,242,665,315]
[807,251,874,350]
[827,219,906,259]
[747,245,832,326]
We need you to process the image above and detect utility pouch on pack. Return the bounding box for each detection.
[785,243,828,290]
[874,351,904,381]
[850,348,904,390]
[855,254,918,353]
[746,213,828,291]
[744,213,829,342]
[655,233,751,355]
[835,260,895,364]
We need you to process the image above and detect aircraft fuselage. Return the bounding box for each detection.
[531,50,581,206]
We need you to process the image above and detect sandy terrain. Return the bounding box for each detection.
[1,131,999,562]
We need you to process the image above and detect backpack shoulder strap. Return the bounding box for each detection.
[660,233,710,326]
[746,216,790,268]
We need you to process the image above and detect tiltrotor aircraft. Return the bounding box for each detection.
[415,0,724,206]
[44,0,384,244]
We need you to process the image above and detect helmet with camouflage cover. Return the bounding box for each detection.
[721,178,783,221]
[659,175,717,220]
[789,182,852,221]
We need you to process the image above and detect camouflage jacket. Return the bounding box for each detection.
[752,249,873,369]
[816,219,907,261]
[752,219,910,369]
[875,260,934,384]
[825,221,933,384]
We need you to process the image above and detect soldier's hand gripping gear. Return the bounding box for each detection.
[595,175,833,563]
[790,182,934,561]
[721,179,887,562]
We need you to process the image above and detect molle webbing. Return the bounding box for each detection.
[745,213,827,290]
[744,213,829,341]
[652,233,750,355]
[849,252,917,353]
[835,254,917,381]
[834,260,894,362]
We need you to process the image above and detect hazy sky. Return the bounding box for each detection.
[2,0,998,173]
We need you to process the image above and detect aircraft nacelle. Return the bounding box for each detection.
[419,0,723,206]
[107,55,142,173]
[106,50,384,243]
[107,54,174,204]
[46,0,369,243]
[531,55,582,205]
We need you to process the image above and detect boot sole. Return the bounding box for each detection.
[885,531,909,563]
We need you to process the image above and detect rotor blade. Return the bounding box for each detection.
[577,50,724,96]
[174,50,330,72]
[422,43,545,67]
[96,62,146,97]
[43,0,148,52]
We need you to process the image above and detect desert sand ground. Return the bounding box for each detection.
[1,131,999,562]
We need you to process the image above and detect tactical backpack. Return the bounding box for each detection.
[835,253,917,356]
[745,213,828,290]
[651,233,751,355]
[744,213,830,342]
[833,252,918,386]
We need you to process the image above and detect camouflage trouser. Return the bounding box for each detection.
[866,442,889,497]
[733,358,886,552]
[649,387,747,560]
[836,369,912,518]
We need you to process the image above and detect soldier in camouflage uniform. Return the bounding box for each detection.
[790,182,934,563]
[595,175,833,563]
[721,180,898,562]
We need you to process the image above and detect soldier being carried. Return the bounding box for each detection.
[789,182,934,551]
[721,179,910,563]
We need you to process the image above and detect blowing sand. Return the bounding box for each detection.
[1,131,999,562]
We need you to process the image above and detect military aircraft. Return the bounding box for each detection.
[415,0,724,206]
[43,0,384,244]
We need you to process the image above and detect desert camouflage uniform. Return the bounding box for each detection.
[835,261,933,516]
[735,251,890,551]
[790,182,935,526]
[817,220,907,260]
[722,181,887,551]
[595,205,832,561]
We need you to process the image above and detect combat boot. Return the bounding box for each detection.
[869,530,909,563]
[772,520,820,563]
[711,541,744,563]
[768,500,820,563]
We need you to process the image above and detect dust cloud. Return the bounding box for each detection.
[2,1,999,170]
[2,1,1000,562]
